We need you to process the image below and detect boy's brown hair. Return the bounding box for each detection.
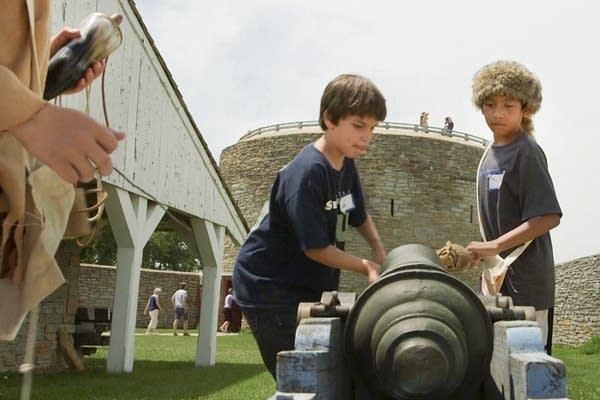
[319,74,387,131]
[472,60,542,134]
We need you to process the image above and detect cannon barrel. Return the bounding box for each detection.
[344,244,495,400]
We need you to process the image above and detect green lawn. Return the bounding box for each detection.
[0,331,598,400]
[0,331,274,400]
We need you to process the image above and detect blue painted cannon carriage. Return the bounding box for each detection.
[272,244,568,400]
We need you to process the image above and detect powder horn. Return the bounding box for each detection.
[43,12,123,100]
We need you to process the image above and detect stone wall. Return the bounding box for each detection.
[554,254,600,345]
[0,256,202,373]
[219,128,483,293]
[78,264,203,330]
[0,241,81,373]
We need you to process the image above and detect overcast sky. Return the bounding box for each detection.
[134,0,599,263]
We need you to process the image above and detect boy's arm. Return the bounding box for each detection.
[355,214,386,264]
[304,246,380,282]
[466,213,561,259]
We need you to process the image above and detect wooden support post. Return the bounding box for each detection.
[190,218,225,367]
[103,185,165,373]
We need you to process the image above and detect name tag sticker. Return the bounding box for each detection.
[487,172,505,191]
[339,193,355,213]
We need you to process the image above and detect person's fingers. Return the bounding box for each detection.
[95,128,123,153]
[50,28,80,56]
[71,157,97,183]
[86,147,114,177]
[90,60,106,78]
[114,131,126,141]
[50,160,79,185]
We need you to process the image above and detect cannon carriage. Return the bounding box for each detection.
[273,244,568,400]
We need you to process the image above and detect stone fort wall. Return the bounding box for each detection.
[219,126,484,292]
[217,124,600,345]
[554,254,600,345]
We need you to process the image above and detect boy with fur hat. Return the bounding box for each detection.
[466,61,562,353]
[233,74,386,380]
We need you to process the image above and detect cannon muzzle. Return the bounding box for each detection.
[344,244,493,399]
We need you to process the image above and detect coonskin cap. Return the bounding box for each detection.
[472,60,542,114]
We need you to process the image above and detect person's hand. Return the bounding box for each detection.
[362,259,381,283]
[10,103,125,184]
[50,27,106,95]
[143,310,147,315]
[465,240,500,266]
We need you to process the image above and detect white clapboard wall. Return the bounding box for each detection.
[49,0,247,372]
[50,0,246,246]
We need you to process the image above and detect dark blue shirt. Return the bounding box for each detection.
[233,143,367,309]
[148,295,159,311]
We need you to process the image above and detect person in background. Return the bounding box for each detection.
[219,288,235,333]
[233,74,387,380]
[171,282,190,336]
[443,116,454,135]
[419,111,429,132]
[466,60,562,355]
[144,288,162,335]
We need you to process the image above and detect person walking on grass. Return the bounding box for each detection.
[144,288,162,335]
[171,282,190,336]
[219,288,235,333]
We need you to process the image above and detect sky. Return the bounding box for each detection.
[134,0,599,264]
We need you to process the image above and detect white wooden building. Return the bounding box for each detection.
[51,0,248,373]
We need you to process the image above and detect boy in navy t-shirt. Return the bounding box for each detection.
[233,74,387,379]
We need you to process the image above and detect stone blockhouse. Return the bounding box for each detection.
[219,122,485,293]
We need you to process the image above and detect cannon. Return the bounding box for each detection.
[275,244,568,400]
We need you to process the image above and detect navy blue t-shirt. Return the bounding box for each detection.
[233,143,367,309]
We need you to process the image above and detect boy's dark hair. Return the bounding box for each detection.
[319,74,387,131]
[472,60,542,134]
[180,282,186,289]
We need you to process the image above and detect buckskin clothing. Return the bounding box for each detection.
[0,0,74,340]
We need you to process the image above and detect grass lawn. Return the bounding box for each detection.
[0,330,274,400]
[0,331,598,400]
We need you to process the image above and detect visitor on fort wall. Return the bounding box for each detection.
[419,111,429,132]
[443,116,454,135]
